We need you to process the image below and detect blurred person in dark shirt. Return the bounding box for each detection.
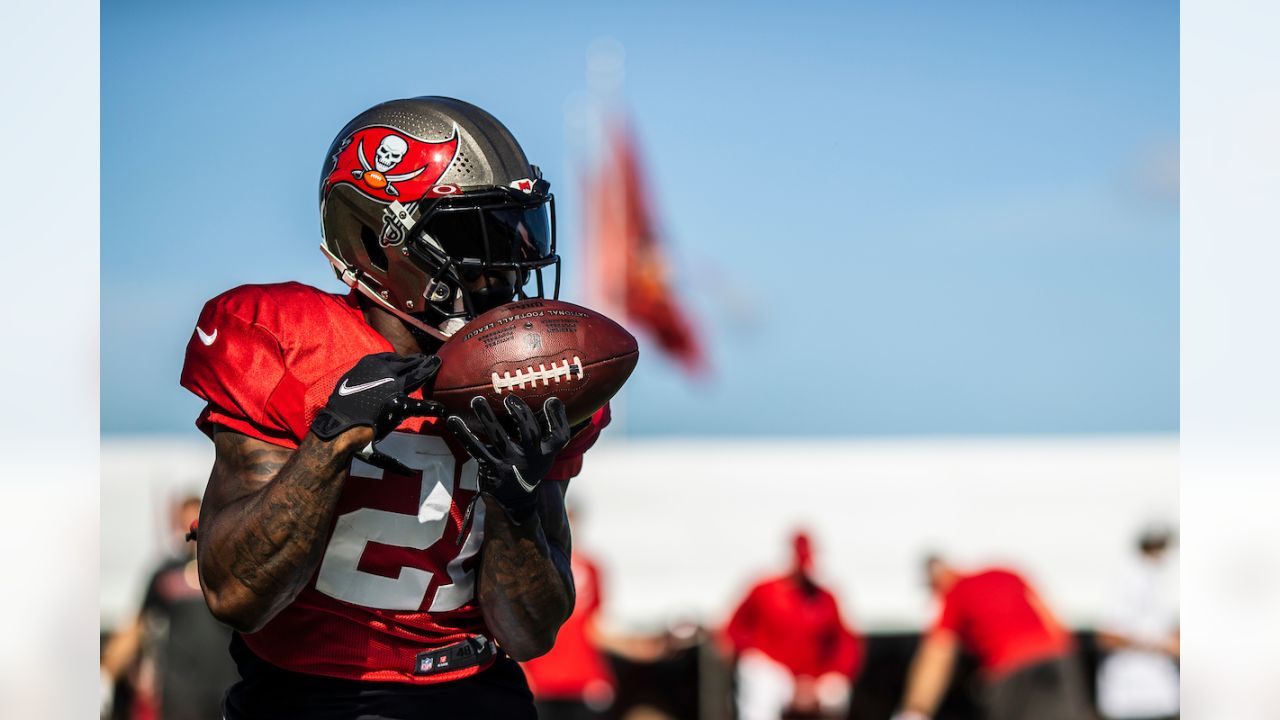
[101,495,238,720]
[892,555,1090,720]
[724,530,864,720]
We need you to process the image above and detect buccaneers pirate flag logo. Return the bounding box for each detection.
[325,125,460,202]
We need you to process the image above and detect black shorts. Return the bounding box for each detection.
[223,635,535,720]
[982,654,1092,720]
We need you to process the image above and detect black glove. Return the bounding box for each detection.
[312,353,444,472]
[446,395,571,523]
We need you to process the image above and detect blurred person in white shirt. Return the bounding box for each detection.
[1095,524,1179,720]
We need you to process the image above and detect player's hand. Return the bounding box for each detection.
[446,395,571,523]
[311,353,444,472]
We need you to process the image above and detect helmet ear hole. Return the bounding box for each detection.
[359,225,388,272]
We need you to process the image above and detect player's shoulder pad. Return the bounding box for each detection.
[184,282,341,368]
[198,282,344,334]
[180,282,348,445]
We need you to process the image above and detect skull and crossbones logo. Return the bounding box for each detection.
[351,134,426,197]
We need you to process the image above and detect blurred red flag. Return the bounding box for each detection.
[584,121,705,375]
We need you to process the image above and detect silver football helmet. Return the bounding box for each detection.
[319,96,558,341]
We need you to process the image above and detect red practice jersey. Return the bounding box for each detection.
[929,568,1073,676]
[180,282,608,684]
[725,575,864,680]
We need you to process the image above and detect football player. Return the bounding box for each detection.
[180,97,609,719]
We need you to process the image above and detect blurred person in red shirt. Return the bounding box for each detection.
[724,531,864,720]
[893,555,1091,720]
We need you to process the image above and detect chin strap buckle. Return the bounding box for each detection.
[320,243,361,289]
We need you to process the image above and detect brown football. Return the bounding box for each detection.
[431,299,639,426]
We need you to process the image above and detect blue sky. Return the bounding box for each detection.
[102,0,1178,437]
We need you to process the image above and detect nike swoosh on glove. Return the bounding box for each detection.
[311,352,444,473]
[446,395,571,523]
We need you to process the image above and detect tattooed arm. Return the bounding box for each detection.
[477,480,575,661]
[196,426,371,632]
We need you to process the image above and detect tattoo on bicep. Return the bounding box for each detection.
[242,447,290,479]
[213,433,292,486]
[209,434,350,602]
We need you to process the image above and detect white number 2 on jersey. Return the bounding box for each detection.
[314,433,482,612]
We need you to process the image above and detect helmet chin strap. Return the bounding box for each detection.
[367,285,457,343]
[322,243,459,343]
[435,291,470,337]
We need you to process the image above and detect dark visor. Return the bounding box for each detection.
[416,200,553,267]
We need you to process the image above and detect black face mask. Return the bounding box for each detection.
[459,269,520,315]
[403,269,521,348]
[398,184,560,339]
[467,282,517,315]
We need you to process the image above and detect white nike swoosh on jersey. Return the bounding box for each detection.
[337,377,396,396]
[196,326,217,346]
[512,466,537,493]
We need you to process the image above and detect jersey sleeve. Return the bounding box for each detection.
[724,584,763,653]
[179,289,309,447]
[545,403,612,482]
[826,600,865,679]
[930,584,966,639]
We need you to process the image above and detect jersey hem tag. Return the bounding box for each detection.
[413,635,496,676]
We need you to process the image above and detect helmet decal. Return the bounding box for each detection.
[325,125,460,203]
